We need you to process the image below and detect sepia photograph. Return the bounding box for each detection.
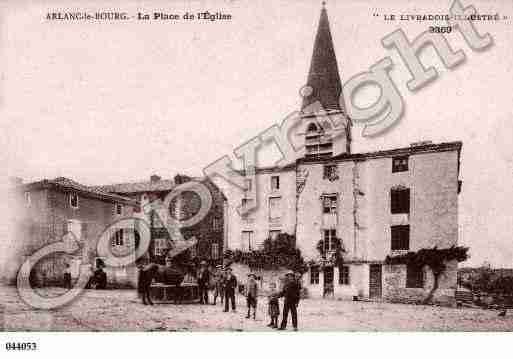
[1,0,513,355]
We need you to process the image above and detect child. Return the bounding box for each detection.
[267,282,280,328]
[245,273,258,319]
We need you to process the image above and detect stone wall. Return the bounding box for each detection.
[382,261,458,306]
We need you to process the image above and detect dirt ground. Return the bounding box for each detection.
[1,285,513,331]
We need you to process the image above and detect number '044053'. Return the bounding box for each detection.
[5,342,37,351]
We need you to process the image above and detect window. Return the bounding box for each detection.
[322,194,338,214]
[339,265,350,285]
[271,176,280,190]
[154,238,168,256]
[391,188,410,214]
[115,204,123,215]
[268,197,282,221]
[189,244,197,258]
[310,266,320,285]
[269,230,281,240]
[244,179,252,191]
[24,192,31,207]
[307,122,319,133]
[323,229,337,252]
[241,198,254,209]
[242,231,254,251]
[212,217,220,231]
[391,225,410,250]
[241,198,255,218]
[211,243,219,259]
[392,156,409,173]
[323,165,339,181]
[306,143,333,158]
[69,192,79,209]
[406,264,424,288]
[112,229,124,246]
[305,122,333,158]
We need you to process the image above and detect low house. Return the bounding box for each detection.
[9,177,139,287]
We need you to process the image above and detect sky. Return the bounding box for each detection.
[1,0,512,267]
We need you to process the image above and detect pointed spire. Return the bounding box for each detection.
[301,4,342,112]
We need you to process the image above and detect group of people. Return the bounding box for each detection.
[63,262,107,290]
[197,261,302,331]
[197,261,238,313]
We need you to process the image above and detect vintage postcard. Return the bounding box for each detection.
[1,0,513,351]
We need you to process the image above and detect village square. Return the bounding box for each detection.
[1,2,512,333]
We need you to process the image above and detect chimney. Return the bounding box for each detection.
[174,174,191,185]
[150,174,161,183]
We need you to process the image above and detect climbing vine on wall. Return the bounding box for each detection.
[315,237,345,267]
[385,246,469,303]
[224,233,308,273]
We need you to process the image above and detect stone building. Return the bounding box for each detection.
[9,177,139,287]
[95,174,227,265]
[221,6,463,304]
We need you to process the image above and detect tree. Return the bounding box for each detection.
[385,246,469,304]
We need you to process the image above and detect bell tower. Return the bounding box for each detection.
[301,3,351,158]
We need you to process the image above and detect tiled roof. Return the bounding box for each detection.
[302,141,463,163]
[94,175,228,201]
[92,179,177,194]
[22,177,137,205]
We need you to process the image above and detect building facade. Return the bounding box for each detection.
[221,6,463,304]
[9,177,139,287]
[96,174,227,266]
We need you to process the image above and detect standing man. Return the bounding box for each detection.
[213,265,225,305]
[277,271,301,331]
[223,267,237,312]
[197,261,210,304]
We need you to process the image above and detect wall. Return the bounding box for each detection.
[17,187,138,287]
[296,161,357,260]
[145,178,226,264]
[382,261,458,305]
[362,150,459,261]
[218,146,460,302]
[221,168,297,251]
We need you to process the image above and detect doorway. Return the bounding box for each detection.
[323,266,334,297]
[369,264,382,298]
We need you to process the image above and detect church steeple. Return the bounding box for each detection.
[301,3,343,112]
[301,3,351,158]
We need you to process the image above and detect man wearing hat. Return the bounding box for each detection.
[245,273,258,319]
[197,260,210,304]
[223,267,237,312]
[212,265,225,305]
[277,271,301,331]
